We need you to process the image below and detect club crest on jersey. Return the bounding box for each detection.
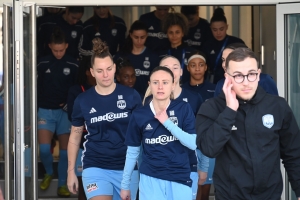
[186,39,193,46]
[112,29,117,36]
[71,31,77,38]
[143,57,150,69]
[194,29,201,40]
[262,114,274,129]
[183,98,188,102]
[169,117,178,125]
[63,68,70,75]
[117,95,126,109]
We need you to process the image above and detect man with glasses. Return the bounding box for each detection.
[196,48,300,199]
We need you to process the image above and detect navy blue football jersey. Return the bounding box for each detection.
[139,11,170,52]
[79,15,126,57]
[182,80,216,101]
[114,48,160,96]
[72,84,142,170]
[125,100,196,186]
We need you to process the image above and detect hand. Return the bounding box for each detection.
[223,76,239,111]
[198,170,207,185]
[154,108,169,124]
[120,189,131,200]
[67,170,78,194]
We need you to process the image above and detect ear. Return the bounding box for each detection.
[226,24,229,31]
[65,43,69,49]
[48,43,52,49]
[180,68,183,76]
[257,68,261,82]
[90,68,95,78]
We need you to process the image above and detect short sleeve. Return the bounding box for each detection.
[71,95,85,127]
[182,103,196,135]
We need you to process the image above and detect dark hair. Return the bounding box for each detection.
[210,8,227,25]
[49,27,66,44]
[150,66,174,83]
[180,6,199,16]
[115,57,134,75]
[225,43,248,50]
[121,20,148,54]
[91,38,113,66]
[67,6,84,14]
[77,56,92,85]
[90,7,115,32]
[161,12,189,36]
[225,48,259,69]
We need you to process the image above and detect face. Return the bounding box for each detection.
[211,21,228,41]
[149,70,175,101]
[187,58,207,81]
[225,57,261,100]
[155,6,170,20]
[160,57,182,85]
[64,11,83,25]
[116,66,136,88]
[48,43,68,59]
[222,48,233,70]
[130,30,147,49]
[90,56,116,88]
[94,6,109,18]
[167,25,184,47]
[186,14,199,27]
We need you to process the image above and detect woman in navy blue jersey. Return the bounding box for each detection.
[120,66,198,200]
[160,12,198,84]
[201,8,244,84]
[37,6,84,60]
[79,6,127,57]
[114,20,159,97]
[37,27,78,197]
[67,56,96,200]
[67,38,142,200]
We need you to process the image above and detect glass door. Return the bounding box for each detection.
[276,2,300,200]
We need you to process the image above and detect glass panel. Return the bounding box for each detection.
[287,13,300,200]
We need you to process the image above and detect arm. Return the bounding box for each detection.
[163,119,197,150]
[196,149,209,185]
[78,27,93,57]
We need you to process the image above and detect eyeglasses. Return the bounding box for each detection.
[226,72,258,83]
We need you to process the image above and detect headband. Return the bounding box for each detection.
[188,55,206,64]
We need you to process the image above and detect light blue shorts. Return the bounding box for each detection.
[37,108,71,135]
[139,173,192,200]
[75,149,83,176]
[82,167,139,200]
[203,158,215,185]
[190,172,198,199]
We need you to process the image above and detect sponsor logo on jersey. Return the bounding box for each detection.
[183,98,188,102]
[262,114,274,128]
[135,69,150,76]
[89,107,97,114]
[86,183,98,193]
[185,39,201,47]
[194,29,201,40]
[145,135,178,145]
[71,30,77,38]
[112,29,117,36]
[231,125,237,130]
[117,95,126,109]
[45,69,51,73]
[184,58,188,65]
[148,26,154,30]
[145,123,153,130]
[90,112,128,123]
[95,32,101,36]
[210,50,215,54]
[63,68,70,75]
[148,32,167,39]
[143,57,150,69]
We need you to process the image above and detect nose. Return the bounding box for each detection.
[103,70,108,77]
[158,82,163,89]
[242,76,250,85]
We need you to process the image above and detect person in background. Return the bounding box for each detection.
[201,8,244,84]
[160,12,198,84]
[67,56,96,200]
[196,47,300,200]
[37,6,84,60]
[115,57,137,89]
[114,20,159,97]
[37,27,78,197]
[121,66,197,200]
[181,6,212,51]
[214,43,278,97]
[79,6,127,57]
[139,6,171,51]
[67,38,141,200]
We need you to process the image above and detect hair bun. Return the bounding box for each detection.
[92,38,109,55]
[213,7,225,17]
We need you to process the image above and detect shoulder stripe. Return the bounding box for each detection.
[37,61,50,67]
[66,61,79,67]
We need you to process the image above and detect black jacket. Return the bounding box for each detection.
[196,86,300,199]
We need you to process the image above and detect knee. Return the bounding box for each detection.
[39,144,51,156]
